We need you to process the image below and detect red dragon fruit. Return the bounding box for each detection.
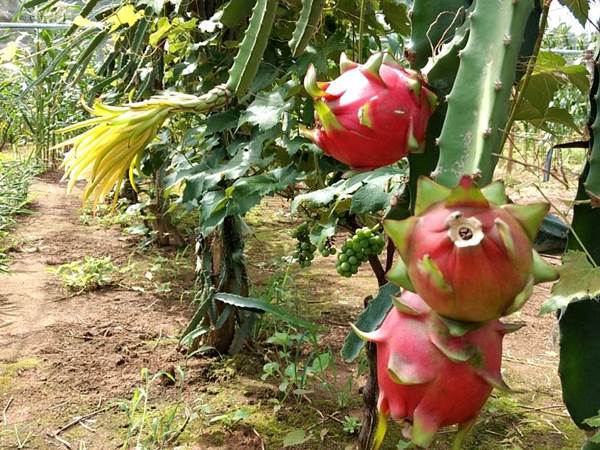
[302,52,437,169]
[383,176,559,322]
[352,291,517,449]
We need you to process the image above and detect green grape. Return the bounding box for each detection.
[335,225,386,278]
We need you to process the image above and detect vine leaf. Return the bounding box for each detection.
[341,283,400,362]
[238,90,293,131]
[558,0,589,27]
[380,0,411,36]
[540,251,600,314]
[291,166,407,215]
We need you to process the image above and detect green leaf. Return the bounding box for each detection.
[341,283,399,362]
[540,251,600,314]
[283,429,311,447]
[238,90,293,131]
[214,293,319,332]
[558,0,589,27]
[381,0,411,36]
[205,110,240,134]
[291,166,407,214]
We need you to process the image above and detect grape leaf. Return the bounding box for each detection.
[558,0,589,27]
[381,0,411,36]
[540,251,600,314]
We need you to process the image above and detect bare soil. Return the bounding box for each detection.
[0,171,589,449]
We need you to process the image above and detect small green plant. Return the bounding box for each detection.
[261,330,332,398]
[52,256,117,292]
[116,367,193,449]
[342,415,361,435]
[209,408,250,428]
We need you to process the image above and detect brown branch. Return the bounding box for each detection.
[385,238,395,273]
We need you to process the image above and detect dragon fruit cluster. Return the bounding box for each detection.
[352,176,558,449]
[302,52,437,169]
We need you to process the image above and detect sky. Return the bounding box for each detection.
[548,1,600,34]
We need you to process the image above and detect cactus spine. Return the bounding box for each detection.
[434,0,534,188]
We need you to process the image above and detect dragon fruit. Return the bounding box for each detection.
[384,176,559,322]
[353,291,517,449]
[302,52,437,169]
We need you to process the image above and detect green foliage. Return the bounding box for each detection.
[0,158,39,273]
[341,282,399,362]
[557,0,590,27]
[52,256,117,291]
[342,415,361,434]
[541,251,600,314]
[515,51,589,134]
[214,292,319,332]
[116,367,192,449]
[261,330,332,397]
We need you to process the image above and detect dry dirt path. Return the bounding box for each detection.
[0,172,194,449]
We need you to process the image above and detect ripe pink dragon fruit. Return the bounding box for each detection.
[384,176,559,322]
[353,292,516,449]
[302,52,437,169]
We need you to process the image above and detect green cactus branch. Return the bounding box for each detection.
[433,0,535,188]
[584,53,600,206]
[500,0,550,156]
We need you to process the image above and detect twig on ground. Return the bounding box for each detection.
[3,396,13,425]
[46,432,72,449]
[53,405,112,436]
[252,428,266,450]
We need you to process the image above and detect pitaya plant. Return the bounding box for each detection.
[352,291,518,449]
[302,52,437,169]
[383,176,559,322]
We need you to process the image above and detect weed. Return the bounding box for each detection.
[51,256,117,292]
[116,367,194,449]
[11,425,33,449]
[341,416,361,435]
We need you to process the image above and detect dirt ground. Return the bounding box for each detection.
[0,170,589,449]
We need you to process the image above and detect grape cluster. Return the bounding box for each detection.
[292,223,317,268]
[336,227,385,277]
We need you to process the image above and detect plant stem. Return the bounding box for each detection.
[500,0,551,152]
[358,0,366,63]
